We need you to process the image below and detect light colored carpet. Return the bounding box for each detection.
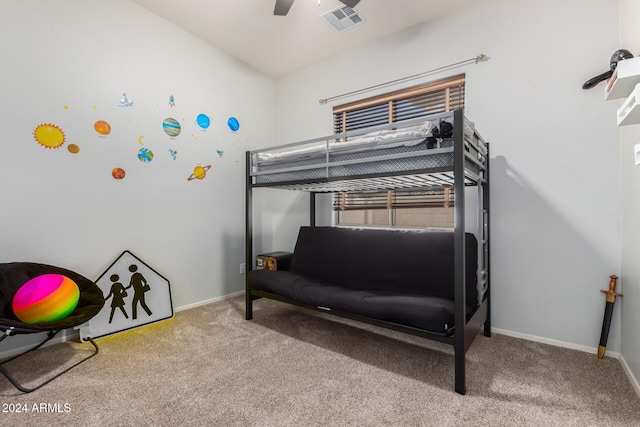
[1,295,639,426]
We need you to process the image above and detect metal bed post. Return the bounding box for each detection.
[245,152,253,320]
[310,192,316,227]
[483,143,491,337]
[452,108,467,395]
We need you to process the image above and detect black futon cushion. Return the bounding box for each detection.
[250,227,478,334]
[290,227,477,304]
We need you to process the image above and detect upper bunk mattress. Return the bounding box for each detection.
[250,117,481,186]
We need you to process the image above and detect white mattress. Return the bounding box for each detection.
[254,121,436,165]
[250,116,482,187]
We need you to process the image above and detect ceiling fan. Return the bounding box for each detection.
[274,0,361,16]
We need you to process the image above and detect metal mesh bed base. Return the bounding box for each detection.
[258,171,478,193]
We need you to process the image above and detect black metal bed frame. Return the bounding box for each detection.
[244,109,490,395]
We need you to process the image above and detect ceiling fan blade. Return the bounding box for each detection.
[274,0,295,16]
[339,0,361,8]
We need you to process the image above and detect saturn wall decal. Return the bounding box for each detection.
[188,164,211,181]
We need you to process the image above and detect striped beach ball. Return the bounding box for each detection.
[12,274,80,324]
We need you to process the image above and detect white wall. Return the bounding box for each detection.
[619,0,640,394]
[0,0,275,348]
[0,0,629,364]
[273,0,622,352]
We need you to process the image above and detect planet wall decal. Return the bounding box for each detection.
[137,148,153,163]
[227,117,240,132]
[162,118,181,137]
[67,144,80,154]
[112,167,126,179]
[188,164,211,181]
[94,120,111,136]
[196,114,210,130]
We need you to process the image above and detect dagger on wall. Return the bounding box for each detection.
[598,275,622,359]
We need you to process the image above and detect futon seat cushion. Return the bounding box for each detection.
[250,269,474,334]
[249,226,479,334]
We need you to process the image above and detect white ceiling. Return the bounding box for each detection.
[130,0,477,77]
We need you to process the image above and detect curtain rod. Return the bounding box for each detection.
[318,54,489,105]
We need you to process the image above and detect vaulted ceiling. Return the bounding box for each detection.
[130,0,477,77]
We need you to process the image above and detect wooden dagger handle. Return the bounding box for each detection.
[600,275,623,297]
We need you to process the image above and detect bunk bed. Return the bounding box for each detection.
[245,109,490,395]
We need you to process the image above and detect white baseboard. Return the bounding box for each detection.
[174,290,244,312]
[491,327,620,359]
[619,353,640,399]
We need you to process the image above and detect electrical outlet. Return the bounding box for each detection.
[240,263,245,274]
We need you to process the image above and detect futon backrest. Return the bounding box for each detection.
[290,226,478,306]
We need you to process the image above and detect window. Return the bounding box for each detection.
[333,74,465,228]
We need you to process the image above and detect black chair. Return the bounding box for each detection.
[0,262,105,393]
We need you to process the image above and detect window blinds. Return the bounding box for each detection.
[333,74,465,133]
[333,188,454,211]
[332,74,465,219]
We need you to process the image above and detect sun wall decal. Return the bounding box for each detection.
[33,123,66,149]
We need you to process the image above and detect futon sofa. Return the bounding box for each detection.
[247,226,479,335]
